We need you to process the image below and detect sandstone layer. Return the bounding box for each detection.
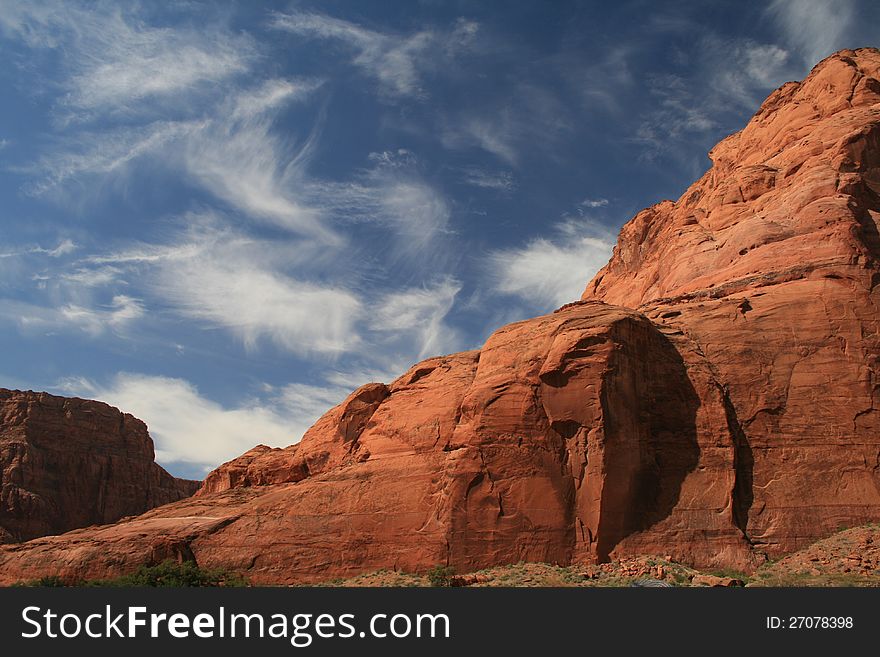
[583,48,880,556]
[0,389,199,544]
[1,48,879,585]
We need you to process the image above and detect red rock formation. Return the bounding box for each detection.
[198,382,390,494]
[583,48,880,556]
[0,389,199,544]
[1,48,879,585]
[0,308,755,584]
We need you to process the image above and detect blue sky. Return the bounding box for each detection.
[1,1,877,479]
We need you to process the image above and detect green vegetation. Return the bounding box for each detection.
[14,560,248,587]
[313,569,426,587]
[92,560,248,587]
[13,575,67,588]
[747,571,880,587]
[707,567,751,581]
[427,565,456,587]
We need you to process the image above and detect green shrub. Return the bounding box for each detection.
[427,565,455,587]
[13,575,68,587]
[15,560,247,588]
[707,567,750,582]
[88,560,247,587]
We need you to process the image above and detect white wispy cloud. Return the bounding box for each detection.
[375,180,452,264]
[3,211,463,376]
[767,0,856,66]
[59,294,145,336]
[0,239,77,259]
[78,208,460,364]
[85,216,362,357]
[565,44,636,114]
[25,73,456,252]
[0,300,59,333]
[271,11,428,97]
[271,11,478,99]
[367,148,417,168]
[307,155,453,266]
[23,120,198,195]
[2,5,341,243]
[739,43,793,87]
[0,294,144,337]
[372,279,462,359]
[26,78,336,241]
[273,10,558,169]
[181,78,336,242]
[489,219,615,310]
[580,198,609,208]
[632,35,800,164]
[460,167,516,192]
[0,1,255,116]
[9,6,461,253]
[159,252,363,357]
[271,381,354,432]
[57,373,324,474]
[439,83,571,166]
[0,236,144,338]
[706,40,796,109]
[43,238,77,257]
[60,265,124,287]
[454,117,520,165]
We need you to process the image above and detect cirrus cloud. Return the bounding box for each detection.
[489,219,615,310]
[57,373,317,476]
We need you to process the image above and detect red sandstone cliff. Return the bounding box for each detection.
[0,389,199,544]
[0,48,878,585]
[582,48,880,556]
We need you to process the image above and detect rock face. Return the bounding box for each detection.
[0,389,199,544]
[0,310,754,584]
[583,48,880,557]
[1,48,879,585]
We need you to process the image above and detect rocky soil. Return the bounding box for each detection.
[316,524,880,587]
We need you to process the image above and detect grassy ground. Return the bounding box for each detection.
[314,558,706,587]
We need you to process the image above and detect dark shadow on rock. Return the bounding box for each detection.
[853,186,880,261]
[595,321,702,561]
[723,389,754,541]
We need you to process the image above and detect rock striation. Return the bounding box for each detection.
[0,389,199,544]
[1,48,879,585]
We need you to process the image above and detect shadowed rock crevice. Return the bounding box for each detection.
[722,388,754,543]
[851,192,880,261]
[594,325,701,561]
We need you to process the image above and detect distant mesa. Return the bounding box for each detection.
[1,48,880,585]
[0,388,198,544]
